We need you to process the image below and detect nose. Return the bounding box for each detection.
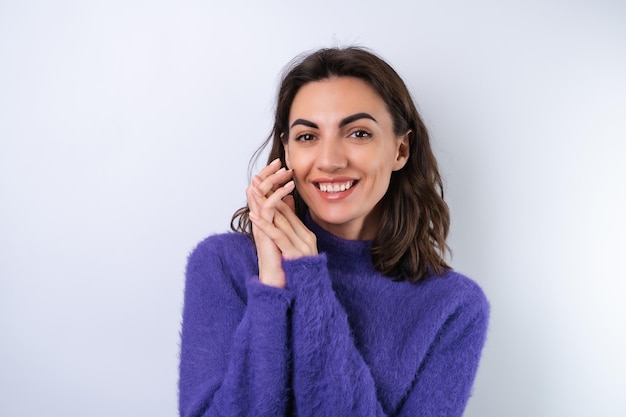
[316,137,347,172]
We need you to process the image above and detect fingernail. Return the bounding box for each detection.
[284,180,295,189]
[275,168,286,175]
[270,158,280,166]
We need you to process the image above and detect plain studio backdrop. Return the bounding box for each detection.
[1,1,625,416]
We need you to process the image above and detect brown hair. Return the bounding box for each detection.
[231,47,450,282]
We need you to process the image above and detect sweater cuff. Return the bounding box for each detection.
[245,275,294,307]
[282,254,330,290]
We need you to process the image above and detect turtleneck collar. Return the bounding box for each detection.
[304,211,373,261]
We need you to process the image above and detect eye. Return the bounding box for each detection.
[349,129,372,139]
[295,133,316,142]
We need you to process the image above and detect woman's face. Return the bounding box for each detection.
[284,76,410,240]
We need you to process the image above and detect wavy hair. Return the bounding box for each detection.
[232,47,450,282]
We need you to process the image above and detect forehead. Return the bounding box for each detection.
[289,76,390,124]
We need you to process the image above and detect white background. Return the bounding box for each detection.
[1,1,625,416]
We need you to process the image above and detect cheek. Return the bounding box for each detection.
[369,156,398,187]
[292,170,304,184]
[286,150,309,171]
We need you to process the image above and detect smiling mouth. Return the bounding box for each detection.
[316,181,356,193]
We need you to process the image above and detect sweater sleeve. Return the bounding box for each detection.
[178,236,294,417]
[396,289,489,417]
[283,255,489,417]
[284,255,387,416]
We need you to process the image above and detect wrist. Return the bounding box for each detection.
[259,269,286,288]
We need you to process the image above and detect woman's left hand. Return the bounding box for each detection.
[249,183,317,260]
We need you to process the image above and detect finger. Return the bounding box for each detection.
[256,158,282,180]
[257,180,295,220]
[251,159,285,192]
[255,168,293,197]
[247,163,286,212]
[248,179,294,229]
[249,211,292,251]
[272,210,317,258]
[250,195,317,260]
[246,183,260,214]
[275,202,317,253]
[249,217,287,288]
[247,171,267,212]
[249,210,308,260]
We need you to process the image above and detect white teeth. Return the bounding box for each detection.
[319,181,353,193]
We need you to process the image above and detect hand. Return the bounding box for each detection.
[246,159,294,288]
[249,196,317,260]
[246,159,317,288]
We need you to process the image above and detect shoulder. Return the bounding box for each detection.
[423,270,490,332]
[403,269,489,327]
[431,270,488,311]
[185,232,258,291]
[189,232,254,259]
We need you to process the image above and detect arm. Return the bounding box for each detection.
[179,159,302,416]
[178,237,294,417]
[396,284,489,417]
[284,255,387,417]
[285,257,489,417]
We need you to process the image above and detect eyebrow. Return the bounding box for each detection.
[289,112,378,129]
[290,119,318,129]
[339,112,377,127]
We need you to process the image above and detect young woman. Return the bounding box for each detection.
[178,47,489,417]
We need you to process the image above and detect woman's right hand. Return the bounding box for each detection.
[246,158,294,288]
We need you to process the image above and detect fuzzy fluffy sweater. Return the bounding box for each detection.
[178,217,489,417]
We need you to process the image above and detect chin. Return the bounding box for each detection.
[311,206,361,227]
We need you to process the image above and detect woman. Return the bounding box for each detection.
[179,47,489,417]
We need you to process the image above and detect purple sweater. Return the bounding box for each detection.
[178,217,489,417]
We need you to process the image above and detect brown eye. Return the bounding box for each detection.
[349,130,372,139]
[295,133,315,141]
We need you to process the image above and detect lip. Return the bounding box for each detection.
[311,177,359,201]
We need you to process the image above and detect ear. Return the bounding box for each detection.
[392,130,411,171]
